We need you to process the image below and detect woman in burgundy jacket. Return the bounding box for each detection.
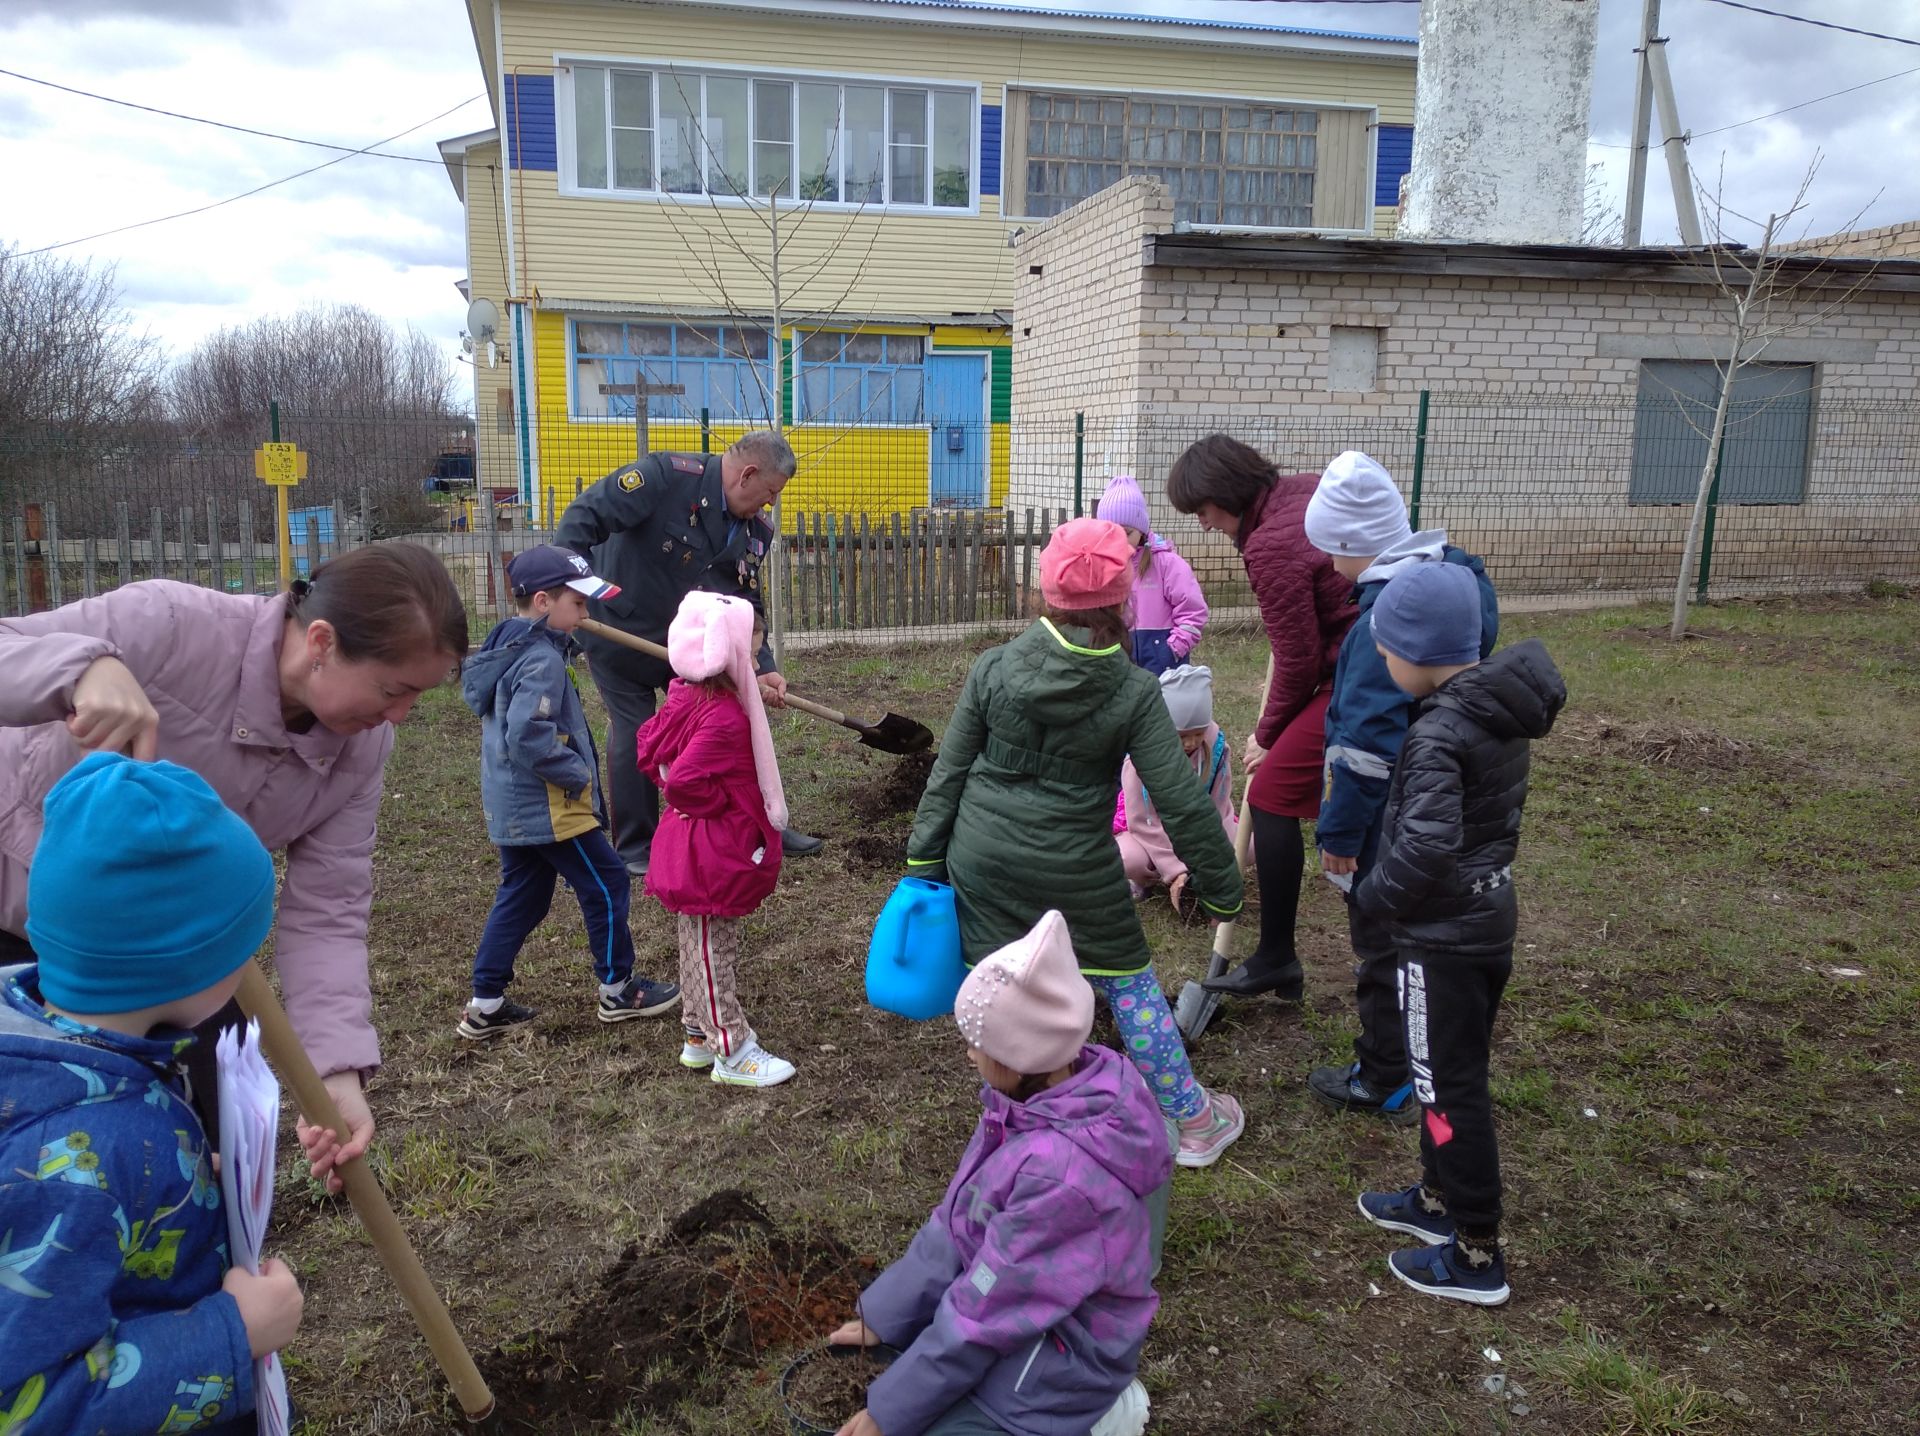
[1167,435,1356,1002]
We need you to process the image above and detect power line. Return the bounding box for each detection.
[0,66,469,164]
[1694,0,1920,47]
[19,94,485,257]
[1593,59,1920,147]
[1692,62,1920,137]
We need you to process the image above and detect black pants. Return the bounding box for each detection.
[590,662,662,869]
[1402,944,1512,1235]
[0,928,240,1151]
[1349,899,1408,1090]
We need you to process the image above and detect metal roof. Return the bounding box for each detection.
[857,0,1415,45]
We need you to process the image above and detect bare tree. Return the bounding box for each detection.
[1583,163,1624,248]
[0,243,164,442]
[1665,156,1877,639]
[169,302,458,431]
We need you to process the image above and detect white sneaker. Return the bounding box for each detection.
[679,1038,715,1069]
[711,1041,796,1088]
[1090,1379,1150,1436]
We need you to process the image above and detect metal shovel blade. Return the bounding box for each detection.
[856,712,935,755]
[1174,941,1233,1044]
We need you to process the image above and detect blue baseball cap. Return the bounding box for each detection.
[507,544,620,600]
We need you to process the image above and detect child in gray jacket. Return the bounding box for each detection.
[457,546,677,1040]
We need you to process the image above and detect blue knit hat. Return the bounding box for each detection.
[1372,562,1483,668]
[27,753,276,1014]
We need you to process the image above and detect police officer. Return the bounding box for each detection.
[556,429,823,875]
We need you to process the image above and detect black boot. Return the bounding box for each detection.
[780,827,824,857]
[1203,954,1305,999]
[1203,808,1307,1001]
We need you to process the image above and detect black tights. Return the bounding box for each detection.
[1246,807,1305,972]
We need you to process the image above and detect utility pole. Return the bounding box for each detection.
[1623,0,1659,246]
[1647,30,1705,245]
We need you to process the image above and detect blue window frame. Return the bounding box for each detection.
[795,332,926,425]
[571,320,777,423]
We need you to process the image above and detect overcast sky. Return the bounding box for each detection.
[3,0,1916,408]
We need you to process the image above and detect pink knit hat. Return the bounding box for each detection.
[954,910,1094,1074]
[1039,518,1135,611]
[665,592,789,830]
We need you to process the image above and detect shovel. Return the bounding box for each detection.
[1173,654,1272,1046]
[576,617,935,755]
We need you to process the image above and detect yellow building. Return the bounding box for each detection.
[439,0,1416,520]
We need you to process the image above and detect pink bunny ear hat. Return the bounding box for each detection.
[665,592,789,830]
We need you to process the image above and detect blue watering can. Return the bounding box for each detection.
[866,877,966,1020]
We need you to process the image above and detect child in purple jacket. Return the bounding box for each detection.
[827,911,1165,1436]
[1096,475,1208,676]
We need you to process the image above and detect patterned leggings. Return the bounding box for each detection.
[1089,971,1206,1122]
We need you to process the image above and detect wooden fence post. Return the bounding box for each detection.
[304,517,322,584]
[179,506,195,585]
[83,538,98,599]
[12,514,35,614]
[116,503,132,589]
[208,497,225,591]
[150,508,164,587]
[239,501,257,593]
[44,503,62,609]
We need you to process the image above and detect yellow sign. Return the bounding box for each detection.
[254,443,308,487]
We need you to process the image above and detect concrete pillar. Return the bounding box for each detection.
[1399,0,1598,245]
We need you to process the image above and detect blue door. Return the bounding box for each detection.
[926,353,987,507]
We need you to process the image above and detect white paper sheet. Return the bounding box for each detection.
[215,1021,291,1436]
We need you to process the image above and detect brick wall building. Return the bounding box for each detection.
[1011,178,1920,601]
[1779,220,1920,260]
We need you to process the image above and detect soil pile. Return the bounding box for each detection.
[843,752,936,872]
[479,1190,872,1432]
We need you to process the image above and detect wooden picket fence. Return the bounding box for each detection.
[773,507,1071,632]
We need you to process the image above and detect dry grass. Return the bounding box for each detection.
[275,592,1920,1434]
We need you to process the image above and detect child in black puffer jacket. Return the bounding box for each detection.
[1350,563,1566,1308]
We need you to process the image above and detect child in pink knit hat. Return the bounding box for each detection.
[909,519,1247,1169]
[828,911,1163,1436]
[634,592,795,1087]
[1096,474,1209,676]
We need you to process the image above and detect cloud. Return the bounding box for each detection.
[0,0,284,26]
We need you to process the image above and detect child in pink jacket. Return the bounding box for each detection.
[1096,474,1208,676]
[827,911,1162,1436]
[634,592,795,1088]
[1117,665,1236,907]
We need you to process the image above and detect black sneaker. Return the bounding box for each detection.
[457,998,538,1041]
[1308,1061,1420,1126]
[1358,1183,1455,1245]
[1389,1237,1511,1306]
[597,976,680,1023]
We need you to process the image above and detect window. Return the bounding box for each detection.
[1007,89,1321,227]
[1630,361,1815,506]
[572,320,778,424]
[795,332,926,425]
[565,63,973,208]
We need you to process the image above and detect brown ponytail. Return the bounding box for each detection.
[287,542,469,664]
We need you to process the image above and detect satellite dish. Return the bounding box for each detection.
[465,297,500,345]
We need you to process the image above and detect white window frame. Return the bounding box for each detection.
[557,56,981,216]
[999,80,1377,236]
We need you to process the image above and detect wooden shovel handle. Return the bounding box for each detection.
[235,963,495,1421]
[575,616,856,730]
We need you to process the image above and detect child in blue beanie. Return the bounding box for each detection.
[0,752,304,1431]
[1349,564,1566,1307]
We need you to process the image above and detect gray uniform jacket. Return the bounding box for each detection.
[555,451,776,689]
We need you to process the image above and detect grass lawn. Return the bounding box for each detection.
[276,592,1919,1434]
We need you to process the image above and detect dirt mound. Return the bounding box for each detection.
[1556,713,1782,776]
[478,1190,872,1432]
[847,752,935,823]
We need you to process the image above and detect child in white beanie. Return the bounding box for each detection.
[827,911,1162,1436]
[1116,665,1237,910]
[1300,451,1501,1124]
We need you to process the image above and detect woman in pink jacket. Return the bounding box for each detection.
[0,543,468,1187]
[634,591,794,1089]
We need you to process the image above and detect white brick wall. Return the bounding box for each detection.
[1011,177,1920,596]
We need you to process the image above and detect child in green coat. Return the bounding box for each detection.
[909,518,1248,1168]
